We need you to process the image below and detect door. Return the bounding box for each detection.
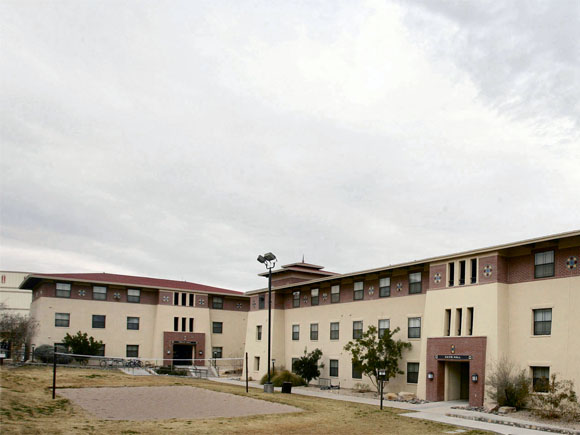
[460,363,470,400]
[173,344,193,365]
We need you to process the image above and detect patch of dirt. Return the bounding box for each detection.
[58,386,301,421]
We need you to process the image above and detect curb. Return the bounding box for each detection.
[446,413,580,435]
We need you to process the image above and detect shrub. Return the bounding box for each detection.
[486,357,530,409]
[292,348,324,385]
[259,368,306,387]
[156,366,188,376]
[259,366,280,384]
[531,374,580,421]
[33,344,71,364]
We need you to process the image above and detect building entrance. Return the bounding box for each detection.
[172,343,194,365]
[446,362,470,401]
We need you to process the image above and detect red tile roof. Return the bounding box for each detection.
[22,272,243,296]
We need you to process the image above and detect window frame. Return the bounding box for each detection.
[126,345,139,358]
[127,288,141,303]
[407,362,419,384]
[378,319,390,338]
[311,288,319,306]
[329,359,339,377]
[56,282,71,298]
[330,322,339,340]
[535,250,555,279]
[292,324,300,341]
[212,296,224,310]
[293,291,300,308]
[55,312,70,327]
[353,281,364,300]
[92,286,107,301]
[408,317,421,339]
[127,316,140,330]
[353,321,363,339]
[331,285,340,303]
[532,366,550,392]
[352,363,362,379]
[212,347,223,359]
[533,308,552,336]
[310,323,318,340]
[256,325,262,341]
[259,294,265,309]
[409,272,422,294]
[92,314,106,329]
[379,277,391,297]
[212,321,223,334]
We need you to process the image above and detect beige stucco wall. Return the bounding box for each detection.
[0,272,31,315]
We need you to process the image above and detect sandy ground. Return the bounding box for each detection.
[58,386,302,421]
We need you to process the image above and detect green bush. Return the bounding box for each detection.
[486,357,531,409]
[33,344,71,364]
[156,366,188,376]
[531,374,580,421]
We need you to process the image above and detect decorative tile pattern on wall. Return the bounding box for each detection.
[303,296,308,305]
[396,282,403,292]
[322,293,328,301]
[236,302,243,309]
[368,286,374,296]
[566,256,578,270]
[78,289,86,297]
[433,273,442,284]
[483,264,493,277]
[162,295,170,302]
[113,292,121,300]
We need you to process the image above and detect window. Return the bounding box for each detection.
[310,323,318,340]
[55,313,70,327]
[96,344,105,357]
[354,281,364,300]
[181,317,186,332]
[213,322,223,334]
[448,263,455,286]
[408,317,421,339]
[293,291,300,308]
[127,289,140,303]
[459,260,466,285]
[181,293,187,306]
[444,309,451,336]
[212,347,222,359]
[534,308,552,335]
[353,321,363,339]
[330,359,339,377]
[379,277,390,297]
[330,322,339,340]
[378,319,390,338]
[212,296,223,309]
[331,285,340,303]
[256,325,262,340]
[254,356,260,371]
[56,282,71,298]
[456,308,462,336]
[532,366,550,392]
[126,345,139,358]
[189,317,194,332]
[173,316,179,332]
[311,288,319,306]
[93,286,107,300]
[292,324,300,340]
[259,295,265,309]
[409,272,422,294]
[407,362,419,384]
[127,317,139,330]
[467,307,474,336]
[189,293,194,306]
[291,358,299,373]
[92,315,106,329]
[535,251,555,278]
[470,258,477,284]
[352,363,362,379]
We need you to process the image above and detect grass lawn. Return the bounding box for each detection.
[0,366,488,434]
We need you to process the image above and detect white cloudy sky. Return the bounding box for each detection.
[1,0,579,291]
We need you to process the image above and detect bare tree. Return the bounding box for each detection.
[0,303,38,361]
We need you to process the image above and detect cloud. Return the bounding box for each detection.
[1,1,578,290]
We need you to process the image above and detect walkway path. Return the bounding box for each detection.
[211,378,576,435]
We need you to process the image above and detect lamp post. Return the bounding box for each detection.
[257,252,276,393]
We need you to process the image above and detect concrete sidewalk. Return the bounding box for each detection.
[211,378,577,435]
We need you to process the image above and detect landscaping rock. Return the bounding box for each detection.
[398,392,416,401]
[498,406,516,414]
[385,393,398,400]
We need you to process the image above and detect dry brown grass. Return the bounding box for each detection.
[0,366,488,434]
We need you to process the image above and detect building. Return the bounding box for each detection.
[18,230,580,407]
[0,271,32,315]
[244,230,580,406]
[21,273,250,366]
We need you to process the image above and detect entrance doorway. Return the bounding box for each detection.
[173,344,194,365]
[445,362,470,401]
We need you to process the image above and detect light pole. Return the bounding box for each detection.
[257,252,276,392]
